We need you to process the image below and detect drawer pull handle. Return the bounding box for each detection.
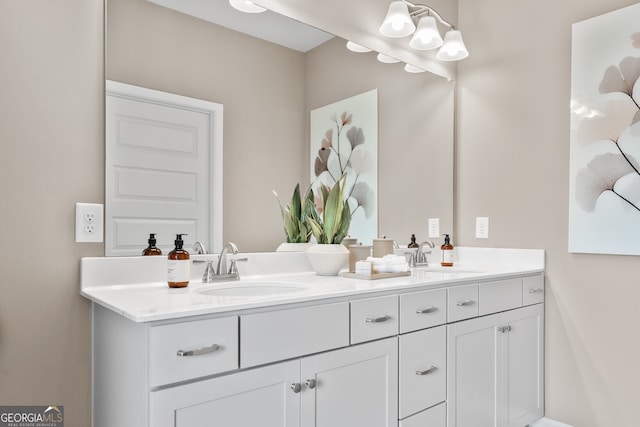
[365,315,391,323]
[497,325,512,333]
[416,366,437,376]
[528,288,544,294]
[291,383,302,393]
[176,344,220,357]
[305,379,316,389]
[456,300,474,306]
[416,306,437,314]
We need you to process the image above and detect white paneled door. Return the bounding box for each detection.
[105,81,223,256]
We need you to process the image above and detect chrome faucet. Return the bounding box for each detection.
[212,242,247,281]
[192,241,207,254]
[410,240,435,267]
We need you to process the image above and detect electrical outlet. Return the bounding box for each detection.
[76,203,104,243]
[428,218,440,238]
[476,216,489,239]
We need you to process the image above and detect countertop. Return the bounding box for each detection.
[80,247,545,323]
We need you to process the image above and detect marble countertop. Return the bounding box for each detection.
[80,247,545,323]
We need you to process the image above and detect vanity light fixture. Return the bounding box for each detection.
[346,41,372,53]
[404,64,426,73]
[229,0,266,14]
[377,53,401,64]
[379,0,468,61]
[379,1,416,38]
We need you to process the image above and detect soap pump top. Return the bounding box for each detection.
[168,234,190,288]
[408,234,419,248]
[440,234,454,267]
[142,233,162,256]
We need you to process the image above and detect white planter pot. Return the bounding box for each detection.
[305,244,349,276]
[276,242,313,252]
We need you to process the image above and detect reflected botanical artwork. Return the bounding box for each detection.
[569,3,640,255]
[310,89,378,244]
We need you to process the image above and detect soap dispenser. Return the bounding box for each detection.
[440,234,454,267]
[168,234,190,288]
[142,233,162,256]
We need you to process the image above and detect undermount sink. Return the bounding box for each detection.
[195,282,309,297]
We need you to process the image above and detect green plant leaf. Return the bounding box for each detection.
[290,183,301,221]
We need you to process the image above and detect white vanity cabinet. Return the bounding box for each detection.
[447,292,544,427]
[89,268,545,427]
[151,337,398,427]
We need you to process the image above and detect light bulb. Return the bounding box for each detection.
[229,0,266,13]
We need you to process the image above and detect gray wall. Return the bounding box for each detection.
[0,0,103,425]
[457,0,640,426]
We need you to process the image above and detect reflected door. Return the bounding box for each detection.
[105,81,222,255]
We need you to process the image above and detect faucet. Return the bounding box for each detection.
[212,242,247,281]
[192,241,207,254]
[410,240,435,267]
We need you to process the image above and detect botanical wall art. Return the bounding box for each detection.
[310,89,378,244]
[569,3,640,255]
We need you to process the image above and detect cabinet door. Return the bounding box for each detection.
[447,314,499,427]
[448,305,544,427]
[150,360,300,427]
[301,337,398,427]
[500,304,544,427]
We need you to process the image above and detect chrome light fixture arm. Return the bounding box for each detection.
[404,1,455,29]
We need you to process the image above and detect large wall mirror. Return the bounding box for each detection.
[106,0,454,254]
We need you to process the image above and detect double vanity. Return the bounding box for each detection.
[81,247,545,427]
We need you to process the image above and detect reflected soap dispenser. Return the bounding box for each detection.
[142,233,162,256]
[168,234,190,288]
[440,234,454,267]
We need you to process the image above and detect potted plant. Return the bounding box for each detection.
[305,174,352,275]
[273,183,315,251]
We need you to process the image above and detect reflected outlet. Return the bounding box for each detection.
[475,217,489,239]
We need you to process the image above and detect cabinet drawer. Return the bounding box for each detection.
[351,295,399,344]
[240,302,349,368]
[149,316,238,388]
[399,288,447,333]
[399,402,446,427]
[399,326,446,419]
[447,284,478,322]
[523,274,545,305]
[479,278,523,316]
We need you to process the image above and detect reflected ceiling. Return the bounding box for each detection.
[147,0,333,52]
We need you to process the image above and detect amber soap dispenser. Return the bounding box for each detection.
[167,234,190,288]
[142,233,162,256]
[440,234,454,267]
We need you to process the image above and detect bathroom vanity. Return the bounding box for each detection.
[81,248,544,427]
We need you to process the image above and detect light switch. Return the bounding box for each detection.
[428,218,440,238]
[475,217,489,239]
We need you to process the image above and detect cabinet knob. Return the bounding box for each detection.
[305,379,317,389]
[176,344,220,357]
[528,288,544,294]
[416,306,437,314]
[497,325,512,333]
[456,299,474,306]
[365,315,391,323]
[415,365,437,376]
[291,383,302,393]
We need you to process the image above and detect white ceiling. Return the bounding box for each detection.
[147,0,334,52]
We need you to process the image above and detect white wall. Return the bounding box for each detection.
[456,0,640,426]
